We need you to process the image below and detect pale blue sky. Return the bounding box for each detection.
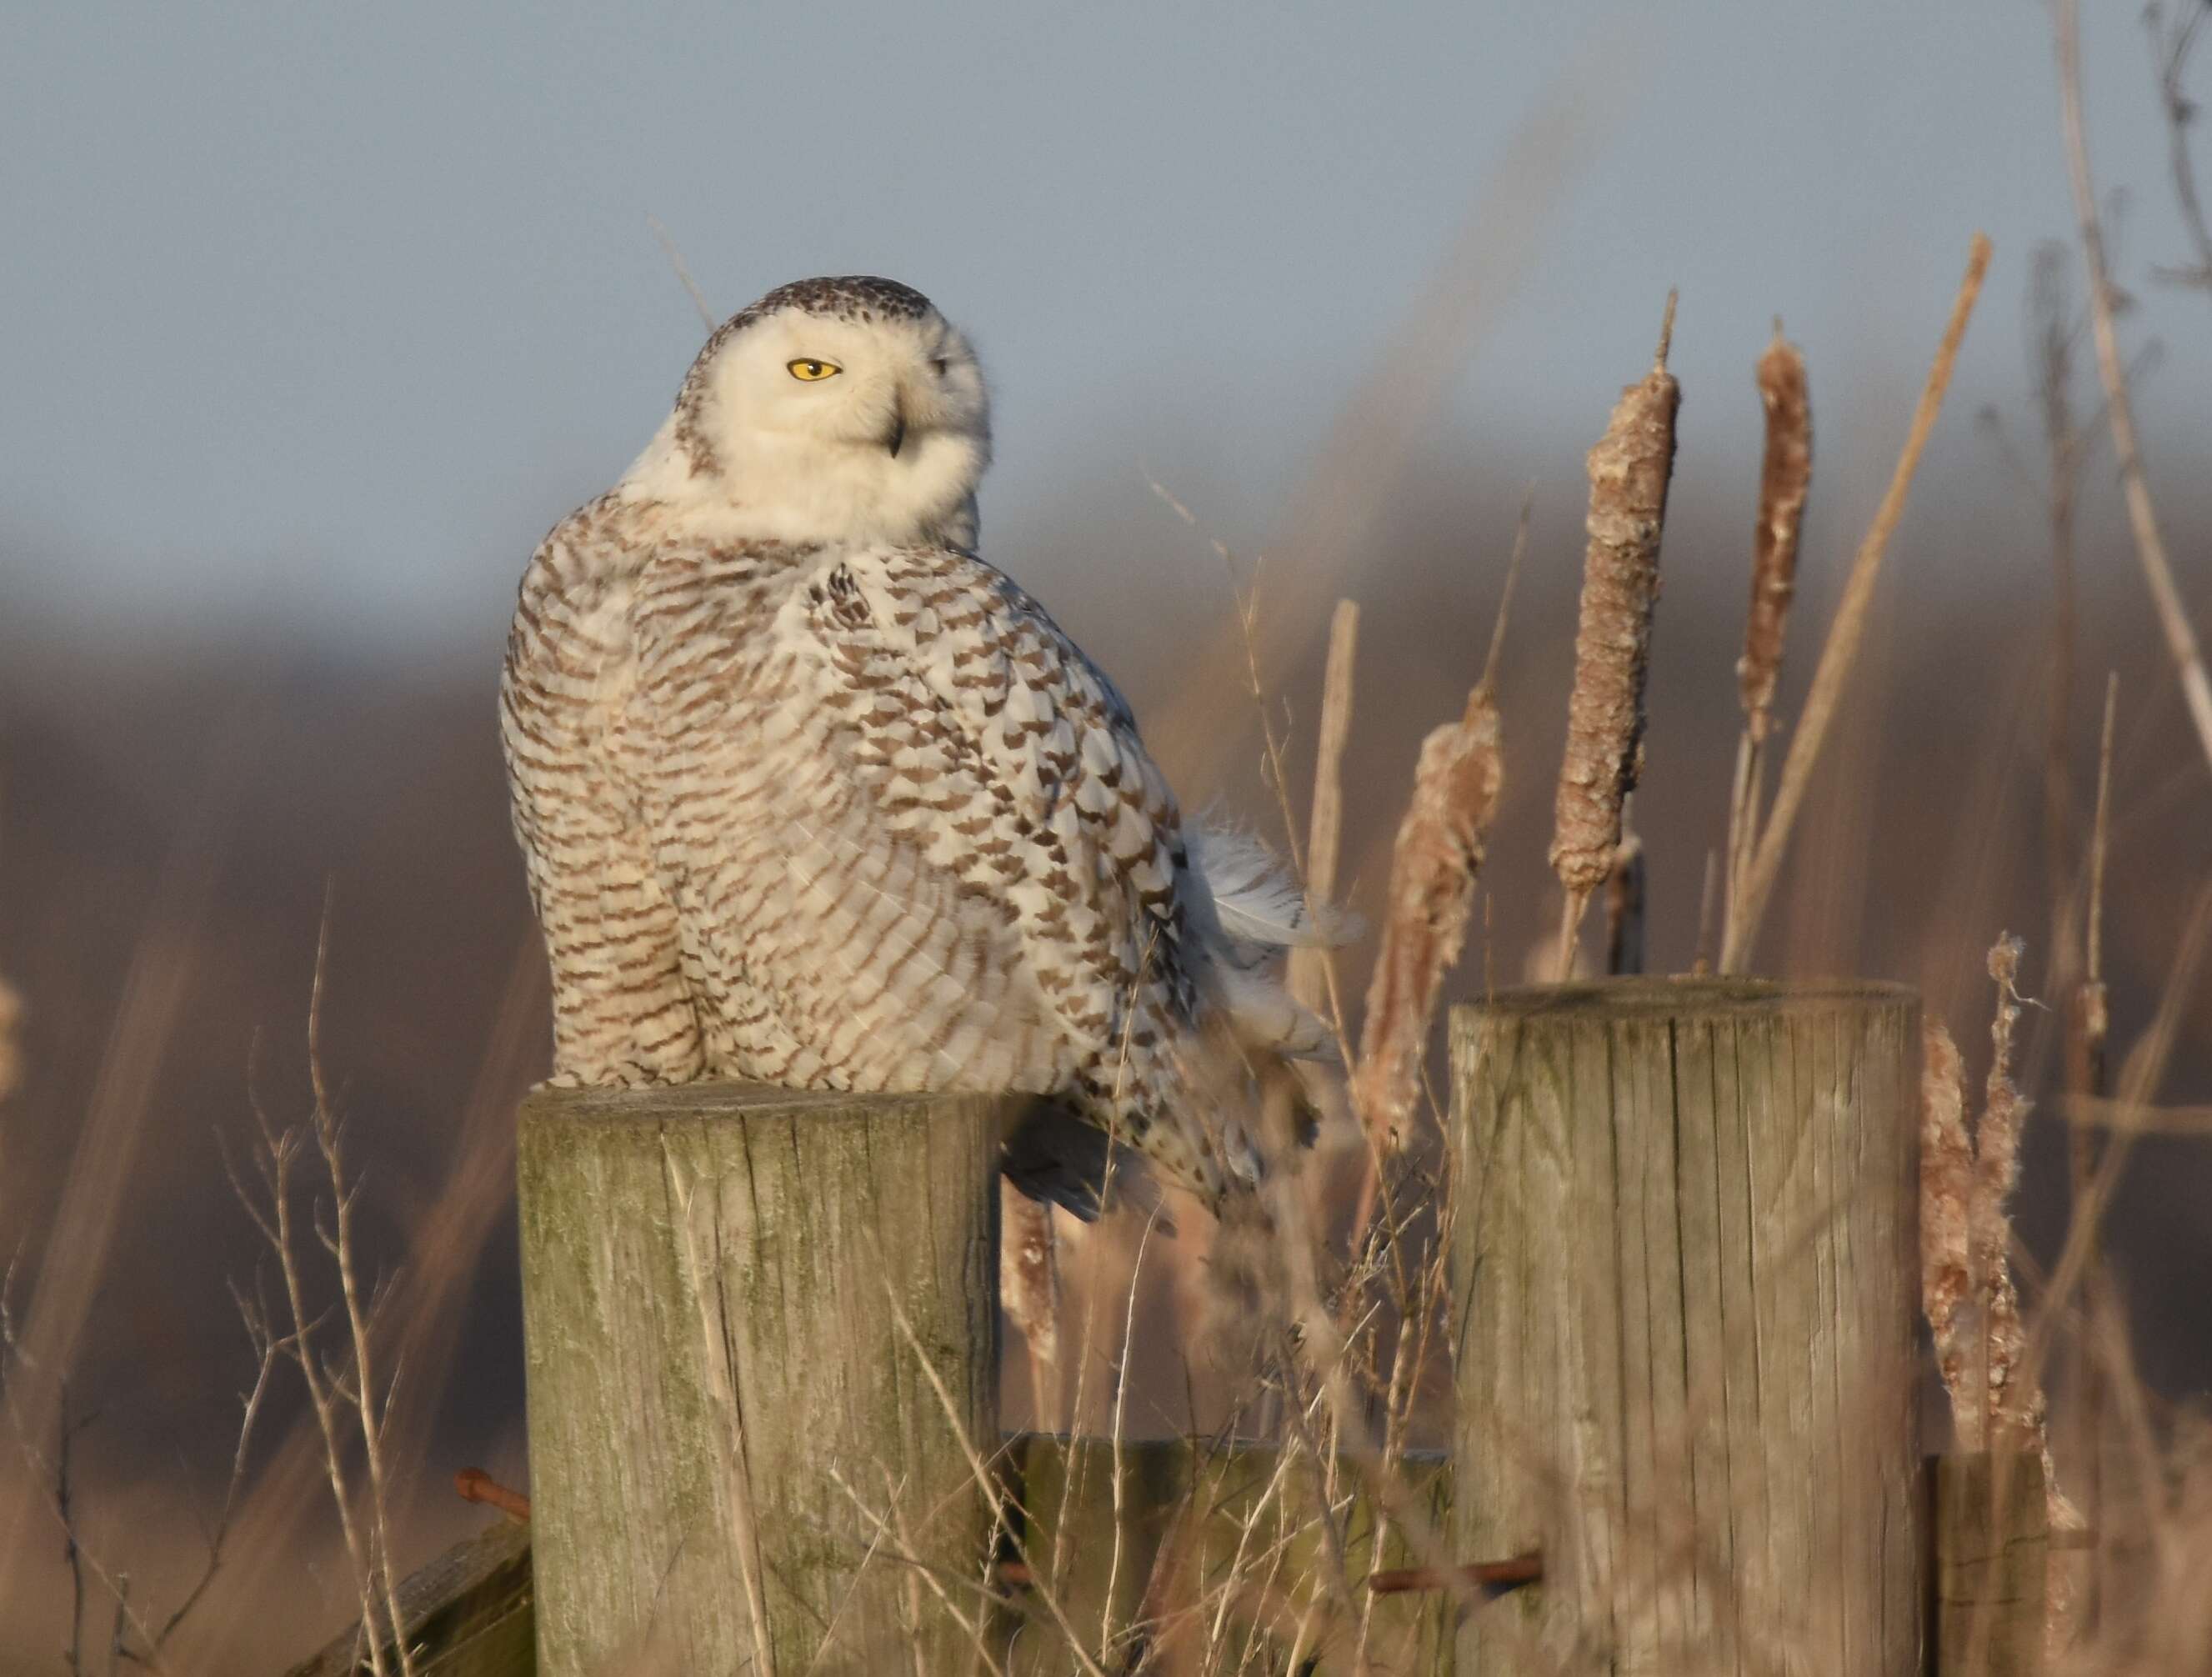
[2,2,2204,648]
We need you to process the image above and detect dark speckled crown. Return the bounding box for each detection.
[672,277,940,470]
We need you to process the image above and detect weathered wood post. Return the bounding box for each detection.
[517,1084,1021,1675]
[1933,1453,2049,1677]
[1449,979,1921,1674]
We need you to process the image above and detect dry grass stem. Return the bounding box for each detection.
[646,213,717,330]
[2087,672,2117,990]
[2023,242,2089,982]
[2147,2,2212,292]
[2057,0,2212,776]
[1549,291,1680,959]
[1350,688,1503,1154]
[1721,328,1810,961]
[1722,232,1991,972]
[1692,847,1720,975]
[2067,673,2119,1604]
[0,969,18,1109]
[1289,597,1359,1034]
[1604,821,1645,977]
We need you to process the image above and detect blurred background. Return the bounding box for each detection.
[3,1,2210,1664]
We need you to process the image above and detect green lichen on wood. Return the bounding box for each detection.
[518,1084,1018,1675]
[1449,979,1921,1674]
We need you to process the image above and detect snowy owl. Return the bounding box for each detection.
[500,275,1331,1211]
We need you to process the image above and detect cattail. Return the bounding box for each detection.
[1739,328,1811,743]
[1924,939,2069,1517]
[1974,935,2035,1447]
[1723,234,1990,973]
[1550,295,1679,922]
[1352,688,1504,1151]
[1920,1018,1974,1443]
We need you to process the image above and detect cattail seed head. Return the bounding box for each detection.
[1549,297,1680,896]
[1739,329,1811,742]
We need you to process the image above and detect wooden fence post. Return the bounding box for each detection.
[1449,979,1921,1674]
[1933,1453,2049,1677]
[516,1084,1021,1675]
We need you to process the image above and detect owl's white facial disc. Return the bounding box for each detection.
[624,276,992,548]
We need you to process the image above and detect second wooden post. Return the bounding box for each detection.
[518,1083,1019,1675]
[1449,979,1921,1674]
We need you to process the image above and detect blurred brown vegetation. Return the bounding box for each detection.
[3,416,2209,1663]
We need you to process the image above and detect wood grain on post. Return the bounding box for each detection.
[1933,1453,2048,1677]
[517,1084,1018,1676]
[1449,979,1920,1674]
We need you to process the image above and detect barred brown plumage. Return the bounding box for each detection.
[500,278,1334,1212]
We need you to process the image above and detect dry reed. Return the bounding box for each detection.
[0,972,18,1109]
[1549,293,1679,963]
[1721,232,1991,973]
[1738,328,1813,740]
[1721,328,1810,957]
[2056,0,2212,777]
[1604,822,1645,977]
[1289,598,1359,1036]
[2067,672,2119,1601]
[2147,1,2212,293]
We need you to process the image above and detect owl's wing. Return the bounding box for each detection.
[501,515,705,1084]
[793,544,1198,1070]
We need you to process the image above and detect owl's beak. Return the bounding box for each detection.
[884,397,908,459]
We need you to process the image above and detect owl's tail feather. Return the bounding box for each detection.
[1187,823,1354,1066]
[1187,822,1360,953]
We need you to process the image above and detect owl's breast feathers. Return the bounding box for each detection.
[502,499,1242,1196]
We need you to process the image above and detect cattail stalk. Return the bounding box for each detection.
[1549,294,1680,969]
[1720,329,1811,956]
[1723,233,1990,972]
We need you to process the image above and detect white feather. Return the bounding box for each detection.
[1186,822,1354,952]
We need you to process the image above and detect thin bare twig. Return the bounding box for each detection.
[2146,3,2212,291]
[1289,598,1359,1040]
[2057,0,2212,775]
[647,214,717,331]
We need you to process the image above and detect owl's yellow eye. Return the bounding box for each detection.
[787,358,842,381]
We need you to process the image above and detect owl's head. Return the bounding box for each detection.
[626,276,992,548]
